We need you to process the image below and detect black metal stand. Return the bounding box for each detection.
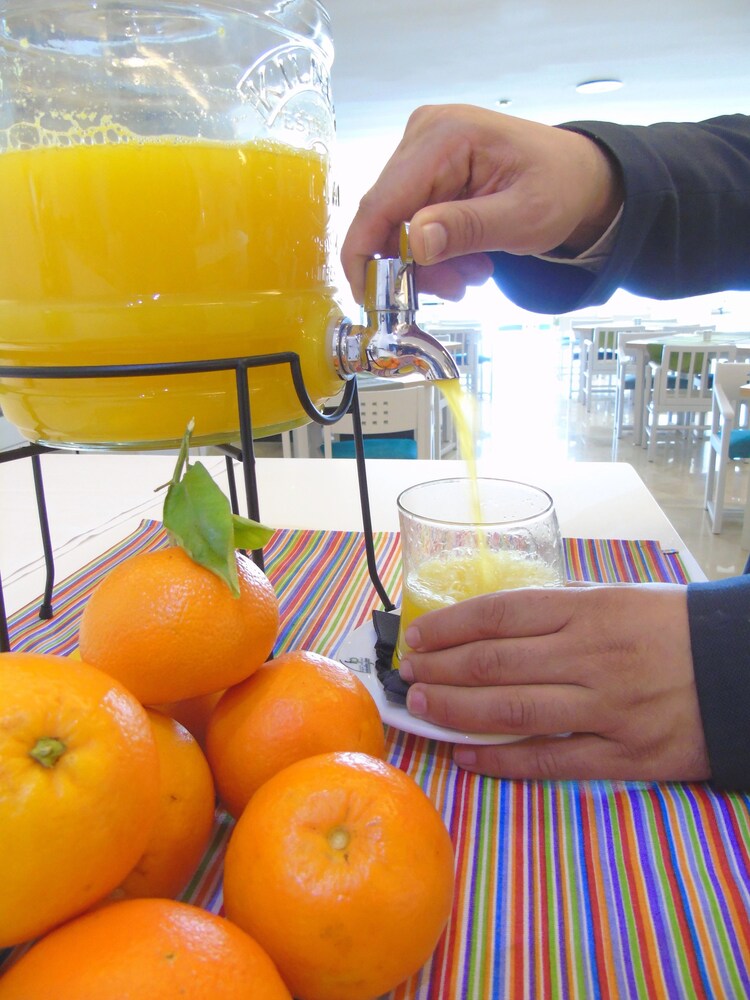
[0,352,395,652]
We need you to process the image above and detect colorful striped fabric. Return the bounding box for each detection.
[563,536,690,584]
[3,521,748,999]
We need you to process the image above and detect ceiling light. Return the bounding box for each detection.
[576,79,623,94]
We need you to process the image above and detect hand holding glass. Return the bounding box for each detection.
[393,478,565,670]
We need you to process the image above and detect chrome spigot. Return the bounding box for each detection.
[331,224,460,381]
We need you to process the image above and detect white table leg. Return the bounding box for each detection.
[741,483,750,550]
[632,349,649,447]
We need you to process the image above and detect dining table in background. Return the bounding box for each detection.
[567,318,677,403]
[622,330,750,447]
[2,452,749,1000]
[568,318,643,399]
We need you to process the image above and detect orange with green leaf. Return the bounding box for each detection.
[0,425,461,999]
[78,423,279,704]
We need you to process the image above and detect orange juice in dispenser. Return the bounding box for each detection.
[0,1,458,451]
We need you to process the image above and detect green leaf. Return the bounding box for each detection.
[164,462,239,595]
[161,424,274,596]
[171,416,195,487]
[232,514,274,552]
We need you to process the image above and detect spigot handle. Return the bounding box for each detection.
[364,223,418,316]
[399,222,413,264]
[364,256,417,315]
[331,219,460,382]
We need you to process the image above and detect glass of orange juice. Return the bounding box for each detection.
[393,478,565,670]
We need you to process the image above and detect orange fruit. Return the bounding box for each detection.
[117,709,216,900]
[205,650,386,816]
[223,751,455,1000]
[0,898,291,999]
[78,545,279,704]
[0,652,160,948]
[155,689,224,750]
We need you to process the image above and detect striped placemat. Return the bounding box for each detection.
[3,522,749,1000]
[563,536,689,584]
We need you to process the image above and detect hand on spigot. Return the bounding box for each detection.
[341,104,623,303]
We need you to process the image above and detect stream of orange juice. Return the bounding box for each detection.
[393,378,560,669]
[0,131,344,448]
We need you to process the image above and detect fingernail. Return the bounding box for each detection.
[406,687,427,717]
[399,658,414,682]
[422,222,448,262]
[404,624,422,649]
[454,748,477,768]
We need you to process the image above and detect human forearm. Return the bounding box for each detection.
[491,113,750,312]
[341,105,625,303]
[687,576,750,790]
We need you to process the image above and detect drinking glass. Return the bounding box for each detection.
[393,478,565,669]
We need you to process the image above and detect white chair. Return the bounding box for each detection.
[427,322,483,396]
[565,327,585,399]
[559,324,580,400]
[615,325,711,439]
[580,326,619,411]
[704,360,750,533]
[280,427,312,458]
[644,339,736,461]
[322,382,435,460]
[611,327,654,436]
[433,386,459,458]
[567,317,619,399]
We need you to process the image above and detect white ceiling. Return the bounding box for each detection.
[323,0,750,144]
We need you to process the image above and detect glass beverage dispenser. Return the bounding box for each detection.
[0,0,457,450]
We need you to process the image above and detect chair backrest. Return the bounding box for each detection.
[584,326,624,375]
[709,361,750,459]
[616,328,653,363]
[645,328,719,364]
[426,322,482,393]
[711,361,750,433]
[322,383,434,459]
[712,360,750,401]
[588,326,619,353]
[652,342,736,411]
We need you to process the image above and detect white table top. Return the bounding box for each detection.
[0,453,705,614]
[628,331,750,348]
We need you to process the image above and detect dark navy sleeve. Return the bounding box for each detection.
[687,578,750,790]
[488,113,750,314]
[487,114,750,789]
